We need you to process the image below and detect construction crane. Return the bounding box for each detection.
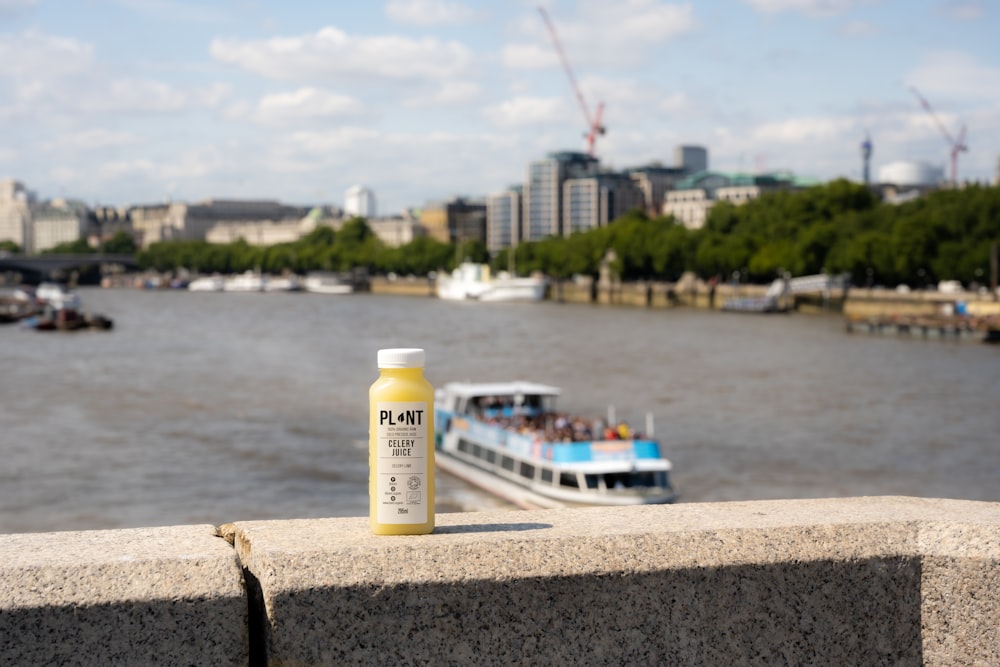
[538,6,605,157]
[909,86,968,186]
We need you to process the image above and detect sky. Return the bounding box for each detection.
[0,0,998,215]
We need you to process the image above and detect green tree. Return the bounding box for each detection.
[102,230,138,254]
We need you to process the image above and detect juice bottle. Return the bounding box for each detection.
[369,348,435,535]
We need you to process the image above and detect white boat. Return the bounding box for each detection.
[264,275,301,292]
[303,272,353,295]
[223,271,267,292]
[187,276,225,292]
[434,381,676,509]
[436,262,546,302]
[34,282,82,310]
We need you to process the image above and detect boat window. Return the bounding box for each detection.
[472,444,483,459]
[485,449,497,464]
[541,468,553,484]
[629,472,661,488]
[559,472,579,489]
[457,439,471,454]
[584,474,600,490]
[604,472,632,489]
[501,456,515,472]
[520,462,535,480]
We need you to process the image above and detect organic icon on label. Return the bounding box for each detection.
[408,476,420,490]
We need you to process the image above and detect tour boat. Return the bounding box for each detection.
[434,381,676,509]
[436,262,546,302]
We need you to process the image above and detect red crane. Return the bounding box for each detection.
[909,86,968,185]
[538,6,605,157]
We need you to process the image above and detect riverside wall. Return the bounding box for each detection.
[2,497,999,665]
[371,275,1000,317]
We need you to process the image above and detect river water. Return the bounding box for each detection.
[1,288,997,534]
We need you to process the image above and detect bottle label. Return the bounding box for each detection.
[375,401,428,524]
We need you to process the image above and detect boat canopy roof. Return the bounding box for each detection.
[440,381,561,399]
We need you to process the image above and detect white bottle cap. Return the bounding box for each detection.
[377,348,425,368]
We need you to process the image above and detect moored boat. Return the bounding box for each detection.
[223,271,267,292]
[436,262,546,302]
[187,275,225,292]
[434,381,676,508]
[35,282,82,310]
[302,272,353,295]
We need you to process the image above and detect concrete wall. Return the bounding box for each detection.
[2,497,999,666]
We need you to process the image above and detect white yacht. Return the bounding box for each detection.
[436,262,546,302]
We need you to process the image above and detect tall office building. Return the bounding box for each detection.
[344,185,376,218]
[674,145,708,174]
[564,174,643,235]
[486,188,521,254]
[523,152,598,242]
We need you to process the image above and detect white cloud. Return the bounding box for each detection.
[741,0,858,16]
[482,96,570,127]
[228,87,364,125]
[385,0,481,25]
[939,1,985,21]
[0,31,95,79]
[906,51,1000,102]
[41,129,139,152]
[659,92,691,114]
[114,0,231,23]
[404,81,482,108]
[524,2,699,68]
[0,30,228,117]
[502,43,557,70]
[751,115,856,143]
[210,26,474,82]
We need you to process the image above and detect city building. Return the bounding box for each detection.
[675,145,709,174]
[205,211,324,246]
[563,173,644,234]
[419,197,486,246]
[485,188,521,254]
[344,185,376,218]
[627,164,689,215]
[876,160,945,204]
[368,212,426,248]
[664,171,803,229]
[30,199,89,252]
[130,199,310,248]
[877,160,944,189]
[523,151,599,242]
[0,179,33,251]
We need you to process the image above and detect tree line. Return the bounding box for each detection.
[28,179,1000,289]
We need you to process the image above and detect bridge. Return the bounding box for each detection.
[0,253,138,282]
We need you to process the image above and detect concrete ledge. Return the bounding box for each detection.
[0,524,247,665]
[232,497,1000,665]
[2,497,998,665]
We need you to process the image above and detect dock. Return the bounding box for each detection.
[845,314,1000,343]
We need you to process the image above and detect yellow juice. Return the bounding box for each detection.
[369,348,435,535]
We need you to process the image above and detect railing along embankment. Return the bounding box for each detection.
[2,497,999,665]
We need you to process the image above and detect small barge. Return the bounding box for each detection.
[845,314,1000,344]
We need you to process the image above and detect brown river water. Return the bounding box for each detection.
[1,287,998,534]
